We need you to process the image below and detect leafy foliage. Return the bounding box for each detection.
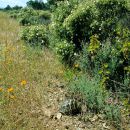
[79,36,130,93]
[95,0,129,41]
[50,0,130,93]
[70,76,106,111]
[20,25,49,46]
[9,8,51,25]
[50,0,79,39]
[63,1,95,48]
[55,40,76,65]
[27,0,47,10]
[69,76,121,127]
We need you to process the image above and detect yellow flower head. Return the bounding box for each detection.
[21,80,27,86]
[0,76,2,80]
[59,70,64,74]
[9,95,16,99]
[74,64,79,68]
[0,87,3,92]
[8,87,14,92]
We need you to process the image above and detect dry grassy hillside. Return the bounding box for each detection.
[0,12,66,130]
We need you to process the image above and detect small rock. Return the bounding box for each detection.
[97,114,104,120]
[57,83,65,88]
[43,109,53,118]
[56,113,62,120]
[91,115,98,122]
[76,128,83,130]
[38,116,43,120]
[79,123,86,128]
[64,124,70,129]
[81,105,87,114]
[103,123,110,129]
[59,99,81,115]
[44,110,51,117]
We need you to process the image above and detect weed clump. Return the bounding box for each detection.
[69,76,122,128]
[20,25,49,46]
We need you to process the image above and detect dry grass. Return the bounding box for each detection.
[0,12,65,130]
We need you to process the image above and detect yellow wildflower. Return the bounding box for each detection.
[74,64,79,68]
[7,87,14,92]
[0,87,3,92]
[12,47,16,52]
[59,70,64,74]
[10,95,15,99]
[20,80,27,85]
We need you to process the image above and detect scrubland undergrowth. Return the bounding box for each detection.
[0,0,130,128]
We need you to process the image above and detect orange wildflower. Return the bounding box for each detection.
[20,80,27,86]
[0,87,3,92]
[7,87,14,92]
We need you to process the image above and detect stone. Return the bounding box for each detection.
[81,104,87,114]
[64,123,71,129]
[44,110,52,117]
[56,113,62,120]
[76,128,83,130]
[91,115,98,122]
[103,123,110,129]
[59,99,81,115]
[43,107,54,118]
[57,83,65,88]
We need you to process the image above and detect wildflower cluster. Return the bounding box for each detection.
[0,80,27,100]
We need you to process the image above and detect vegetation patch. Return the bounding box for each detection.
[0,0,130,129]
[20,25,49,46]
[9,8,51,25]
[69,76,123,128]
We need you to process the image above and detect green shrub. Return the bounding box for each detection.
[51,0,129,45]
[55,40,76,65]
[39,11,51,19]
[79,35,101,75]
[78,44,92,73]
[69,76,122,127]
[79,34,130,93]
[70,76,106,112]
[63,0,129,45]
[50,0,129,67]
[17,8,37,25]
[50,0,130,93]
[9,10,20,19]
[104,104,121,128]
[9,8,51,25]
[95,0,129,41]
[50,0,79,40]
[63,2,95,49]
[20,25,49,46]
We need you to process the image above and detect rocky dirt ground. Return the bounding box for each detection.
[30,79,117,130]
